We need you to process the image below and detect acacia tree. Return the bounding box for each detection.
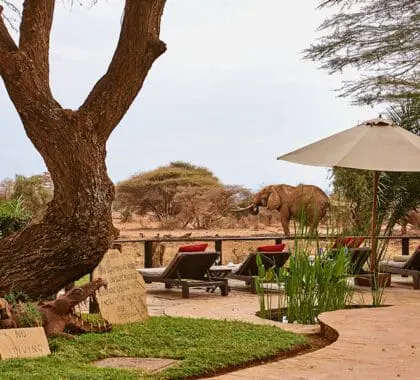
[306,0,420,104]
[0,0,167,297]
[116,162,221,223]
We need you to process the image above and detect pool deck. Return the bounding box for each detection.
[146,276,420,379]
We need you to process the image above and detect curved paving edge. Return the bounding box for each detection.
[200,304,420,379]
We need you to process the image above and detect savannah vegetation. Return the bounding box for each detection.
[115,161,251,230]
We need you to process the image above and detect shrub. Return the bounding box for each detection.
[0,198,31,238]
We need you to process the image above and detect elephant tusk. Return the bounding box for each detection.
[231,204,257,213]
[249,205,259,215]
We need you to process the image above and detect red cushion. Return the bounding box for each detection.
[332,237,353,248]
[349,237,365,248]
[257,243,286,252]
[178,243,208,252]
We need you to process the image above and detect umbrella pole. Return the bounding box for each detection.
[370,171,379,272]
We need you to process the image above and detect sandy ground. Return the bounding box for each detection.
[113,215,420,268]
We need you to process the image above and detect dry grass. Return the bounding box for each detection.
[113,214,420,268]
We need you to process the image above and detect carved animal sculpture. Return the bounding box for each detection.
[35,278,112,339]
[0,279,112,339]
[0,298,16,329]
[235,184,329,235]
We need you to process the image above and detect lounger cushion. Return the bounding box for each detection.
[350,237,365,248]
[392,255,409,262]
[138,267,165,276]
[379,260,406,269]
[332,237,353,248]
[178,243,208,252]
[257,243,285,252]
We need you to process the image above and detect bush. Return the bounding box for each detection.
[0,198,31,238]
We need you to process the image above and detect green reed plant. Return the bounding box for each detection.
[256,210,356,324]
[256,248,354,324]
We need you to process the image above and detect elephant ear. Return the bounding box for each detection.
[266,187,281,210]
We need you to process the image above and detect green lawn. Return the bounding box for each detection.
[0,316,307,379]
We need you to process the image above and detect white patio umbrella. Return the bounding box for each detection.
[277,116,420,271]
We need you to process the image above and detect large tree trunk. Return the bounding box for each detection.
[0,0,166,298]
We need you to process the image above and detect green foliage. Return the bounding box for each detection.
[0,316,307,379]
[4,291,32,305]
[306,0,419,104]
[331,168,373,234]
[256,248,353,325]
[0,197,31,237]
[4,292,43,328]
[13,173,53,220]
[12,303,43,328]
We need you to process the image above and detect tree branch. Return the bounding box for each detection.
[0,5,17,54]
[19,0,55,85]
[79,0,167,141]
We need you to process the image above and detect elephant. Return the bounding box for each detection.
[235,184,329,235]
[400,209,420,235]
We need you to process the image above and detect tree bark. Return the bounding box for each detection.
[0,0,166,298]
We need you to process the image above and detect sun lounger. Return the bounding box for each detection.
[216,248,290,292]
[328,247,371,275]
[379,247,420,289]
[137,251,229,298]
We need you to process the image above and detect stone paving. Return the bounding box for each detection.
[146,276,420,379]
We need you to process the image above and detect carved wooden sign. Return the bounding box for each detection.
[93,249,149,324]
[0,327,50,360]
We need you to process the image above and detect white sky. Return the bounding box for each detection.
[0,0,382,192]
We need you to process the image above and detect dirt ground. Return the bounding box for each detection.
[113,214,420,268]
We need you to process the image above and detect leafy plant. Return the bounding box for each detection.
[12,173,53,221]
[4,292,43,328]
[256,215,356,324]
[12,302,43,328]
[0,197,31,237]
[256,246,353,324]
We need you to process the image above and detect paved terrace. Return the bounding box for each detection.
[146,277,420,380]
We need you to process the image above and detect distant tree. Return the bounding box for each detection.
[306,0,420,104]
[13,173,53,220]
[0,178,14,200]
[176,185,251,229]
[116,162,250,229]
[115,162,221,222]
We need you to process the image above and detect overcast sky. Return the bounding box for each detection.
[0,0,382,192]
